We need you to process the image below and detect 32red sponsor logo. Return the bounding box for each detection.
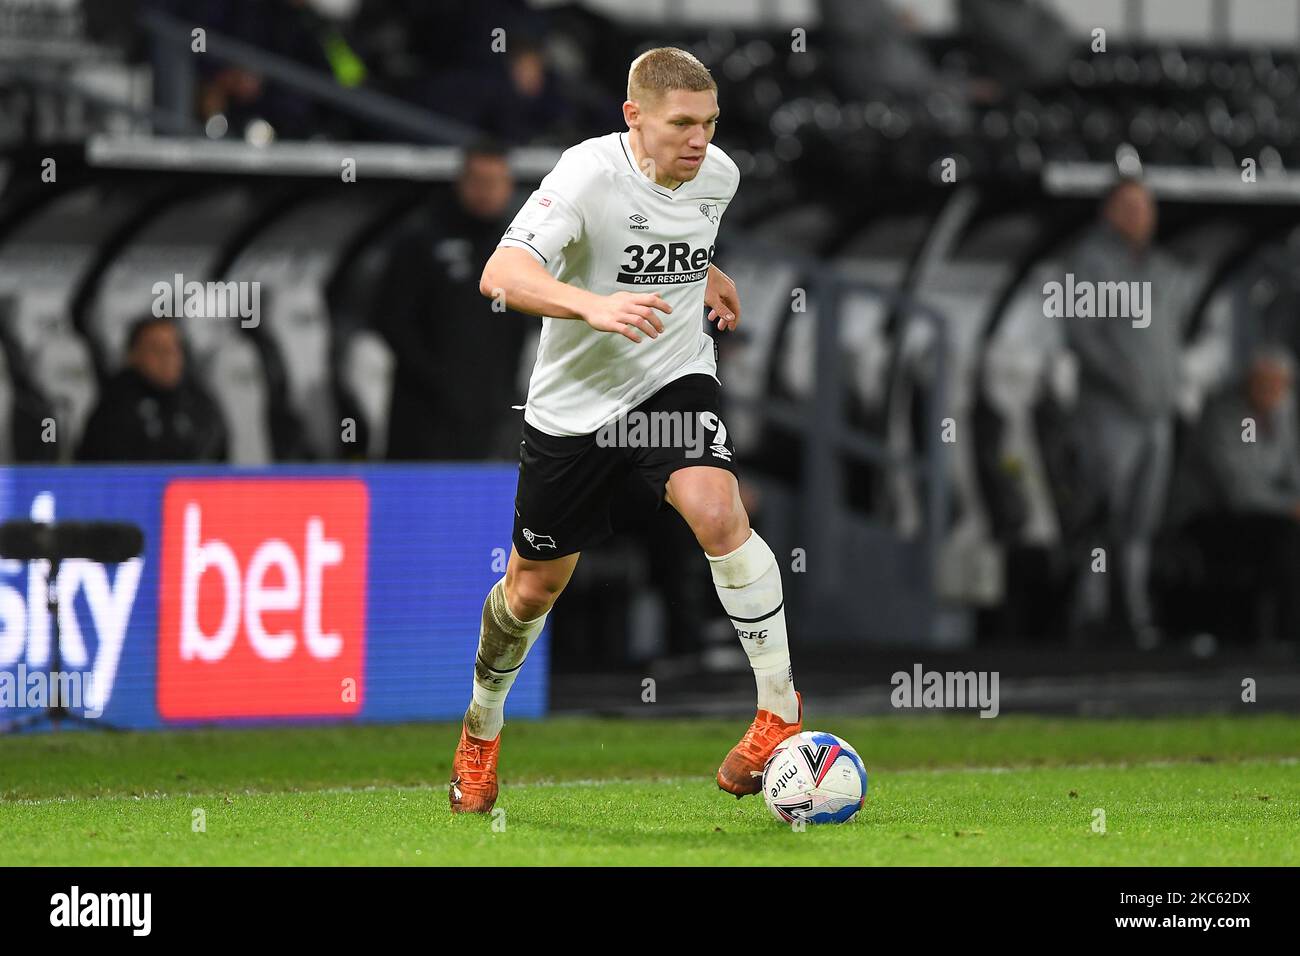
[157,479,368,720]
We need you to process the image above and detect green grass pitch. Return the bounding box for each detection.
[1,714,1296,865]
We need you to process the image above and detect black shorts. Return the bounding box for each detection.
[512,373,737,559]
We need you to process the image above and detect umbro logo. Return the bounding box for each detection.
[628,213,650,231]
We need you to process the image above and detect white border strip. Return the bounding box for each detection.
[5,756,1295,806]
[86,136,561,181]
[1044,161,1300,203]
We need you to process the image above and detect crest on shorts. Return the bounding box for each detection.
[522,528,557,550]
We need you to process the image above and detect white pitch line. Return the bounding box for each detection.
[2,756,1296,807]
[0,776,714,806]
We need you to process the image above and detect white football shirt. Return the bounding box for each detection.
[497,130,740,437]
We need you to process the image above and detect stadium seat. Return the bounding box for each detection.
[0,346,12,463]
[0,297,98,462]
[712,253,800,450]
[31,333,99,461]
[226,194,407,459]
[201,335,274,465]
[982,258,1071,547]
[83,188,271,373]
[0,186,162,372]
[336,330,395,461]
[907,224,1047,605]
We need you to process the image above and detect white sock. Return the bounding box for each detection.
[706,530,799,722]
[465,577,548,741]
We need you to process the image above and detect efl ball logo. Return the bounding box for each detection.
[157,479,369,720]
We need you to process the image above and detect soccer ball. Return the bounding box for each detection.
[761,731,868,825]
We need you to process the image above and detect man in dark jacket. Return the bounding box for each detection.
[376,139,531,460]
[77,317,228,462]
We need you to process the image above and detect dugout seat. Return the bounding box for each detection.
[336,329,395,461]
[711,253,800,451]
[32,333,99,461]
[83,188,267,372]
[0,346,13,463]
[0,186,154,366]
[227,193,406,459]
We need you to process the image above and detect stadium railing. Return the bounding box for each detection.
[140,8,479,146]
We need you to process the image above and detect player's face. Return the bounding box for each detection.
[631,89,719,184]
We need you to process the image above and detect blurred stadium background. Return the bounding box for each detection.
[2,0,1300,735]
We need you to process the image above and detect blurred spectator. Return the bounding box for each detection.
[821,0,999,108]
[822,0,949,102]
[422,33,576,145]
[959,0,1074,91]
[77,317,228,462]
[154,0,367,140]
[1167,348,1300,642]
[1062,178,1195,644]
[354,0,544,82]
[353,0,585,143]
[375,139,529,460]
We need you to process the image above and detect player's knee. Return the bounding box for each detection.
[504,568,565,620]
[689,497,749,555]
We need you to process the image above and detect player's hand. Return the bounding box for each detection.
[583,291,672,343]
[705,265,740,332]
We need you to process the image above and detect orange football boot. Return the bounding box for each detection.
[449,724,501,813]
[717,691,803,797]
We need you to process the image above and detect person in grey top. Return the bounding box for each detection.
[1173,348,1300,522]
[1167,348,1300,643]
[1062,178,1194,644]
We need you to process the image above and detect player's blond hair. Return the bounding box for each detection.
[627,47,717,106]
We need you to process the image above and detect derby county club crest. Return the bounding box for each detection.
[699,202,720,224]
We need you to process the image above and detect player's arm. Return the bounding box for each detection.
[479,247,672,344]
[705,263,740,332]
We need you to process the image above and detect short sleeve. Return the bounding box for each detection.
[498,147,595,265]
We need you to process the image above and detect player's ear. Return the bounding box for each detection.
[623,99,639,128]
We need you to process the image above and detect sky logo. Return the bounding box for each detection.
[0,492,143,718]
